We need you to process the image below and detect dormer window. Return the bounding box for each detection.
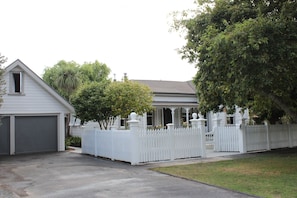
[13,73,21,92]
[9,71,24,94]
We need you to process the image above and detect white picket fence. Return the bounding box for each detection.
[245,125,268,151]
[82,127,204,165]
[213,124,297,152]
[244,124,297,152]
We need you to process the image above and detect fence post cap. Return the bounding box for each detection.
[192,113,197,119]
[130,112,137,121]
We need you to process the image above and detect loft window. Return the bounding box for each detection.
[13,73,21,93]
[10,72,23,94]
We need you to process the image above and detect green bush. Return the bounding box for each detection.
[65,136,81,148]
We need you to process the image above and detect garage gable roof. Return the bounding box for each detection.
[4,59,75,113]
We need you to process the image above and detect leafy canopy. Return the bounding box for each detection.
[70,81,113,129]
[43,60,81,101]
[80,61,110,84]
[178,0,297,122]
[43,60,110,101]
[70,79,154,129]
[106,80,154,118]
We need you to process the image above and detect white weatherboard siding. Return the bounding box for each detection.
[2,72,70,114]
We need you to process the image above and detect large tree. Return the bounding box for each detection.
[178,0,297,122]
[105,80,153,119]
[43,60,81,101]
[80,61,111,84]
[70,81,113,129]
[70,79,153,129]
[43,60,111,101]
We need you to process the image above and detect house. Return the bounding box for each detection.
[0,59,75,155]
[70,79,249,133]
[133,80,199,128]
[131,80,249,130]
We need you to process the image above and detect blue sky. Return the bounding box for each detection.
[1,0,197,81]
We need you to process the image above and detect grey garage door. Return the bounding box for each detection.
[15,116,57,154]
[0,117,10,155]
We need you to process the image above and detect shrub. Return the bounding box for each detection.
[65,136,81,148]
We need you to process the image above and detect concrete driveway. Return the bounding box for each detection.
[0,151,256,198]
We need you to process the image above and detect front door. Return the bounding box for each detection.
[163,108,172,126]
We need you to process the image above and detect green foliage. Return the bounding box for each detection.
[70,81,113,129]
[178,0,297,122]
[65,136,81,147]
[42,60,111,101]
[43,60,81,101]
[44,60,153,128]
[80,61,111,84]
[106,80,154,118]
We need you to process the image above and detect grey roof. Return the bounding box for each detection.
[133,80,196,95]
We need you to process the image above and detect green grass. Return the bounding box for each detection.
[152,148,297,198]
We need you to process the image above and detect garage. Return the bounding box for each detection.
[0,117,10,155]
[15,116,58,154]
[2,60,75,155]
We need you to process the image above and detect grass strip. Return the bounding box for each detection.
[152,148,297,198]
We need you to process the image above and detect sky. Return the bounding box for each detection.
[1,0,197,81]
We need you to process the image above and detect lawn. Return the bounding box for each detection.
[152,148,297,198]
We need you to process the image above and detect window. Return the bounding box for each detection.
[10,72,23,94]
[147,112,153,126]
[13,73,21,93]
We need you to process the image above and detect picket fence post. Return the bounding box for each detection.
[287,124,293,148]
[191,113,206,158]
[264,121,271,151]
[238,119,247,153]
[166,123,175,161]
[212,114,221,152]
[94,129,98,157]
[127,112,140,165]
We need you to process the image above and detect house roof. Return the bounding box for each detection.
[133,80,197,95]
[4,59,75,113]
